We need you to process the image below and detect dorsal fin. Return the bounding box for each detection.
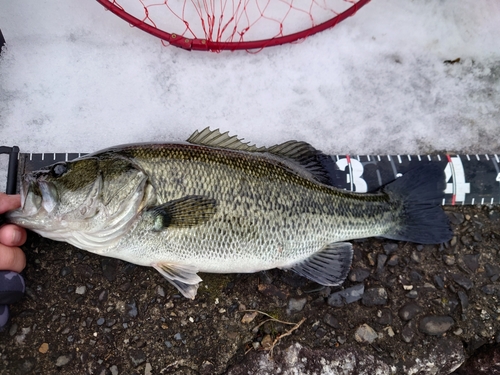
[187,128,336,185]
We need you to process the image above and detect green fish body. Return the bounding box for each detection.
[8,129,452,298]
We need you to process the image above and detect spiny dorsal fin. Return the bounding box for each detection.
[187,128,335,185]
[187,127,266,152]
[148,195,217,230]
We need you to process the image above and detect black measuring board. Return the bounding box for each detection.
[3,149,500,206]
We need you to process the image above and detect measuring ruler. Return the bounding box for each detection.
[1,147,499,206]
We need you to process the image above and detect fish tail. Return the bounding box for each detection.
[382,164,453,244]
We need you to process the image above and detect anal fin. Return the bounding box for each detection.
[288,242,353,286]
[153,262,202,299]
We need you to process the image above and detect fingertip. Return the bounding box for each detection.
[0,225,27,247]
[0,245,26,273]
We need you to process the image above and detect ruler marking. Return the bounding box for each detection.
[397,155,402,163]
[407,155,412,161]
[476,154,480,161]
[437,155,442,162]
[417,155,421,161]
[471,198,475,205]
[466,154,470,161]
[495,154,499,163]
[481,198,485,205]
[485,154,490,161]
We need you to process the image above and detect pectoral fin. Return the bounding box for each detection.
[153,262,202,299]
[287,242,353,286]
[148,195,217,231]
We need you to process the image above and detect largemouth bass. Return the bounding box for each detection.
[7,128,452,299]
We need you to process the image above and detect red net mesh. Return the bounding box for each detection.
[97,0,370,51]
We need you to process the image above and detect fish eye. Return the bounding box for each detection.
[52,163,68,177]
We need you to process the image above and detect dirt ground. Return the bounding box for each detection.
[1,204,500,374]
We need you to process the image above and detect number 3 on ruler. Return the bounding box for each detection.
[444,156,470,203]
[336,158,368,193]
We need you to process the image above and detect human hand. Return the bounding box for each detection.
[0,194,27,272]
[0,194,27,329]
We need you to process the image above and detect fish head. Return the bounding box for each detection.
[8,155,154,251]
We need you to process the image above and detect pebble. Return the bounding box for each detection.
[327,284,364,307]
[481,284,496,295]
[458,291,469,312]
[157,286,165,297]
[411,251,421,263]
[174,333,183,341]
[75,286,86,295]
[401,321,416,343]
[145,362,152,375]
[377,254,388,272]
[55,354,72,367]
[38,343,49,354]
[443,255,455,266]
[398,303,423,321]
[485,263,500,280]
[241,311,259,324]
[129,349,146,367]
[261,335,273,349]
[60,266,72,277]
[126,300,138,318]
[349,268,370,283]
[96,317,105,326]
[387,254,399,266]
[375,309,393,325]
[462,253,480,273]
[433,275,445,289]
[354,324,378,344]
[287,297,307,314]
[451,274,474,290]
[362,287,388,306]
[383,243,398,255]
[110,365,119,375]
[323,313,340,329]
[406,290,418,299]
[419,316,454,335]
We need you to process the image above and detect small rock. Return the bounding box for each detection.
[125,300,138,319]
[157,286,165,297]
[458,291,469,312]
[287,297,307,314]
[241,311,259,324]
[261,334,273,349]
[447,212,465,225]
[387,254,399,266]
[383,243,398,255]
[354,324,378,344]
[398,303,423,321]
[451,274,474,290]
[38,343,49,354]
[362,287,388,306]
[411,251,421,263]
[55,354,72,367]
[434,275,445,289]
[376,308,393,325]
[327,284,364,307]
[129,349,146,367]
[323,313,340,329]
[349,268,370,283]
[174,333,183,341]
[377,254,388,272]
[443,255,455,265]
[401,321,416,343]
[110,365,119,375]
[96,317,105,326]
[485,263,500,280]
[384,326,395,337]
[164,341,172,348]
[75,286,86,295]
[462,253,480,273]
[406,290,419,299]
[481,284,496,295]
[60,267,72,277]
[419,316,454,335]
[145,362,152,375]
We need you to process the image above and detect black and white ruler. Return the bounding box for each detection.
[1,147,500,206]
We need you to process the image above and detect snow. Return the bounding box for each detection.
[0,0,499,158]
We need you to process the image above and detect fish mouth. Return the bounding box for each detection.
[18,176,58,216]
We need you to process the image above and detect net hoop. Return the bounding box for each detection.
[96,0,371,51]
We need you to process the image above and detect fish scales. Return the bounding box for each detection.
[114,143,394,272]
[7,128,453,298]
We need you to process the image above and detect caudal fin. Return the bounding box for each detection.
[383,164,453,244]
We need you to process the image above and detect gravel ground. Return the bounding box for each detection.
[1,204,500,374]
